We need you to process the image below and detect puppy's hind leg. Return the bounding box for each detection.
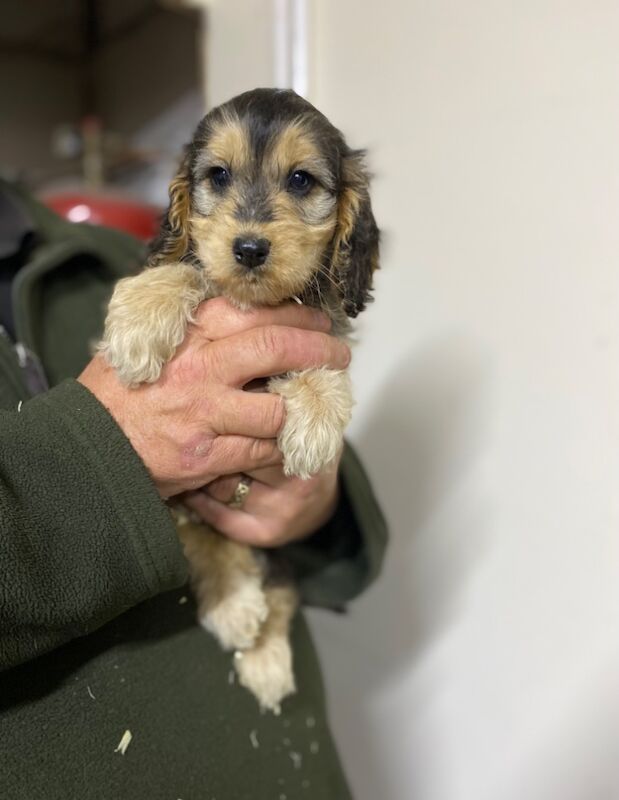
[98,263,207,386]
[178,518,269,652]
[235,581,298,712]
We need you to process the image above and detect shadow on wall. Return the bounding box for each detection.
[358,332,494,672]
[309,332,496,799]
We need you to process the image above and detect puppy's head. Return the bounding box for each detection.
[149,88,379,317]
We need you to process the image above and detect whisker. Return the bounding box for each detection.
[312,272,326,311]
[315,262,342,292]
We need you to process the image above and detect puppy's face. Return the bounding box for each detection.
[150,89,379,317]
[190,111,338,307]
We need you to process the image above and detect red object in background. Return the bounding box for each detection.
[40,192,162,242]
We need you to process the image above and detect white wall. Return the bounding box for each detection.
[203,0,279,107]
[205,2,619,798]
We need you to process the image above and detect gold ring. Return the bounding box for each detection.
[228,476,252,509]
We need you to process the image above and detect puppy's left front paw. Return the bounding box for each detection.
[269,368,353,480]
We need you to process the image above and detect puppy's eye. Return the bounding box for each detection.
[210,166,231,189]
[288,170,314,195]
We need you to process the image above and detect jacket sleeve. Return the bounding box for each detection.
[0,379,187,671]
[280,441,388,611]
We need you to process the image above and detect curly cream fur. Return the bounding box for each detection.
[234,583,298,711]
[97,263,208,385]
[269,367,353,479]
[178,517,269,651]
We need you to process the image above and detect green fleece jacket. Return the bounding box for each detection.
[0,182,387,800]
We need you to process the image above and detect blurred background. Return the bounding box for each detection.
[1,0,204,235]
[2,1,617,798]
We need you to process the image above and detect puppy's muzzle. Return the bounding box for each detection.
[233,236,271,270]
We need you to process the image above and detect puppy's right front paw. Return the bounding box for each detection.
[98,321,172,386]
[97,264,206,386]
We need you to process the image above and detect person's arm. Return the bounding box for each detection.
[0,380,186,671]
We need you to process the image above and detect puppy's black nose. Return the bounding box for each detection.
[232,237,270,269]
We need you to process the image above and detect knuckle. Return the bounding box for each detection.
[204,296,234,326]
[248,437,269,463]
[172,352,200,387]
[256,325,283,362]
[205,295,229,314]
[192,299,211,326]
[295,328,330,366]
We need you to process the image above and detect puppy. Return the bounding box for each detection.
[98,88,379,711]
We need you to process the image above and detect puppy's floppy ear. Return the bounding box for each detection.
[331,149,380,317]
[147,149,192,266]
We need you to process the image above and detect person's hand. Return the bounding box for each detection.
[78,298,350,498]
[180,453,341,548]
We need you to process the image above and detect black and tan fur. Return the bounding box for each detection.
[99,88,379,710]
